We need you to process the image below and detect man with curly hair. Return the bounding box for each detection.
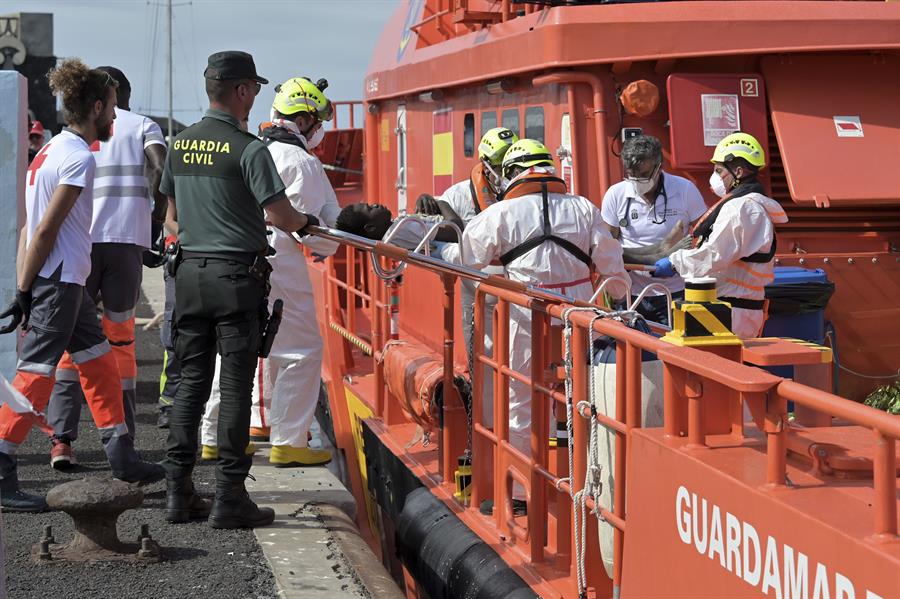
[0,58,162,512]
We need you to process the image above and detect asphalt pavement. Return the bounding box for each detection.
[1,281,278,599]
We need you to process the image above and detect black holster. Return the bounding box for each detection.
[165,242,182,278]
[259,298,283,358]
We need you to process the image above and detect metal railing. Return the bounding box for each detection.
[312,225,899,597]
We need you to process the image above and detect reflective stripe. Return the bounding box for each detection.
[17,361,55,376]
[55,368,81,382]
[0,439,19,455]
[121,378,136,391]
[734,262,775,280]
[95,164,145,178]
[92,185,149,199]
[104,308,136,323]
[70,340,111,364]
[724,277,766,292]
[98,422,129,438]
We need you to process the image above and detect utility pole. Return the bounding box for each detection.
[167,0,173,143]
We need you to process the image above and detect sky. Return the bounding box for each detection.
[13,0,399,129]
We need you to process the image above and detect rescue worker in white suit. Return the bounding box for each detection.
[442,139,628,514]
[200,77,337,467]
[416,127,518,429]
[653,132,788,338]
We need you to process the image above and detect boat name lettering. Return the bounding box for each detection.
[675,485,883,599]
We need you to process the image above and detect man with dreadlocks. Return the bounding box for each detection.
[0,59,163,512]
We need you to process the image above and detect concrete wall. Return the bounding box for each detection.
[0,71,26,379]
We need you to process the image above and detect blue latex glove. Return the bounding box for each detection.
[652,257,675,278]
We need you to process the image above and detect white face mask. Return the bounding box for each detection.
[709,171,728,198]
[629,176,657,198]
[305,125,325,149]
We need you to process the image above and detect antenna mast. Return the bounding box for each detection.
[167,0,173,141]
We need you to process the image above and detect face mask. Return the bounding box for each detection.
[629,176,657,197]
[709,172,728,198]
[499,176,512,193]
[305,125,325,149]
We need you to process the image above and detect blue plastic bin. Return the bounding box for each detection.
[761,267,835,387]
[761,267,832,344]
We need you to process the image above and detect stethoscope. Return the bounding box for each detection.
[619,173,669,227]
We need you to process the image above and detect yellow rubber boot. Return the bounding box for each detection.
[269,445,332,468]
[201,443,256,460]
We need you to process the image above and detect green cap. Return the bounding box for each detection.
[203,51,268,84]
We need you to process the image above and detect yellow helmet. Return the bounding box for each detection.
[272,77,333,121]
[478,127,518,166]
[501,138,554,178]
[711,132,766,169]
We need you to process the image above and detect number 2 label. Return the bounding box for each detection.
[740,79,759,97]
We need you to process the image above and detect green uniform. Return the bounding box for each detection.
[160,109,285,486]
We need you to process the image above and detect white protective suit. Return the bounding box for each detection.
[670,191,788,339]
[201,121,340,448]
[438,177,504,427]
[442,168,628,475]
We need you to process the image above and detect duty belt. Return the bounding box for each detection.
[180,250,258,266]
[719,296,765,310]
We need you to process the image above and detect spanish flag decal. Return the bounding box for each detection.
[433,108,453,195]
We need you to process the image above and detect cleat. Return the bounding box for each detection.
[0,489,49,513]
[50,440,77,470]
[114,461,165,486]
[208,484,274,529]
[269,445,332,468]
[249,426,270,442]
[157,407,171,429]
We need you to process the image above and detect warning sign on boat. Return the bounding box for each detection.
[701,94,740,146]
[833,116,864,138]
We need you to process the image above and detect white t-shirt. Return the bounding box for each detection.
[601,171,707,295]
[25,130,96,285]
[90,107,166,247]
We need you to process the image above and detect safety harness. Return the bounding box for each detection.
[691,180,775,311]
[260,125,310,152]
[496,174,593,269]
[690,180,777,264]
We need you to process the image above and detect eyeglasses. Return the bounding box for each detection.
[235,81,262,96]
[624,161,661,184]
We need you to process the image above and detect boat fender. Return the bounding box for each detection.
[396,487,537,599]
[589,316,665,579]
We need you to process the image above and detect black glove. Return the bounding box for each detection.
[0,288,33,334]
[415,193,441,216]
[296,213,320,237]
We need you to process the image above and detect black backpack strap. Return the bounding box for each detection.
[469,178,481,215]
[741,233,777,263]
[498,183,593,268]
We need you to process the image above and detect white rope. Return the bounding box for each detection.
[561,306,635,598]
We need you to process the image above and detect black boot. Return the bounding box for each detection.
[157,406,171,429]
[208,482,274,529]
[102,431,165,485]
[166,476,212,523]
[0,452,47,513]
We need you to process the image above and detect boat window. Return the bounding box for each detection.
[463,113,475,158]
[480,111,497,137]
[501,108,520,137]
[525,106,545,143]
